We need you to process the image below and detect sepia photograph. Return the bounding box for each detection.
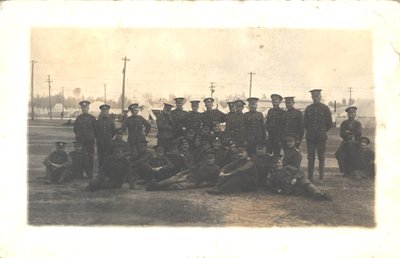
[28,27,375,227]
[1,1,400,257]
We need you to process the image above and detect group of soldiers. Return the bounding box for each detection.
[43,89,375,201]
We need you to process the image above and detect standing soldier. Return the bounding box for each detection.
[234,99,246,145]
[282,96,304,149]
[224,101,237,142]
[96,104,116,168]
[73,100,97,179]
[186,100,204,134]
[202,97,226,131]
[265,94,285,156]
[304,89,333,183]
[171,97,188,138]
[156,103,176,152]
[121,103,151,156]
[244,97,266,155]
[335,106,362,176]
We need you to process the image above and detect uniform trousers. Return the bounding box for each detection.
[306,138,326,182]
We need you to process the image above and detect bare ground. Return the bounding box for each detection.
[28,119,375,227]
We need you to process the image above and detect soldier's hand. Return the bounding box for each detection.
[291,178,297,185]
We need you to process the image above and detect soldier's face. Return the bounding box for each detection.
[311,93,321,103]
[285,100,294,110]
[347,111,356,119]
[230,144,238,153]
[249,102,257,111]
[212,141,221,149]
[155,147,164,156]
[56,146,65,153]
[81,106,89,114]
[115,133,123,140]
[206,155,216,165]
[180,142,190,152]
[213,124,221,132]
[205,102,213,109]
[228,105,236,112]
[176,102,183,109]
[256,146,266,156]
[100,109,109,117]
[272,98,281,107]
[286,139,295,149]
[131,107,140,115]
[194,138,201,147]
[236,104,243,112]
[237,149,248,159]
[360,142,368,150]
[191,104,199,112]
[274,159,283,169]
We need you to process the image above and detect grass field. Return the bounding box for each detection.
[28,119,375,227]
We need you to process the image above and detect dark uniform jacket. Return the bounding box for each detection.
[186,111,203,133]
[356,148,375,171]
[270,165,305,195]
[282,108,304,142]
[222,157,257,182]
[340,119,362,142]
[225,112,237,140]
[74,113,97,141]
[68,150,88,177]
[202,109,226,130]
[171,108,188,136]
[265,107,285,138]
[112,139,131,157]
[96,117,116,145]
[186,161,220,185]
[304,103,332,140]
[101,155,131,187]
[283,148,302,169]
[143,155,174,171]
[213,147,230,167]
[244,110,266,142]
[44,151,72,168]
[121,115,151,143]
[156,111,175,140]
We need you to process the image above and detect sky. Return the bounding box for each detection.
[31,28,373,103]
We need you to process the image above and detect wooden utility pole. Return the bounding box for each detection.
[248,72,256,98]
[209,82,216,98]
[47,75,53,120]
[61,87,64,120]
[348,87,353,106]
[104,83,107,104]
[121,57,130,113]
[30,60,37,120]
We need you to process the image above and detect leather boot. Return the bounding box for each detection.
[307,159,315,183]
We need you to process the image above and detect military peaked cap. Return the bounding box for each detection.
[309,89,322,94]
[247,97,259,103]
[128,103,139,110]
[235,99,246,106]
[79,100,90,107]
[359,136,371,144]
[55,141,66,147]
[345,106,357,113]
[99,104,111,110]
[283,96,295,101]
[270,94,283,101]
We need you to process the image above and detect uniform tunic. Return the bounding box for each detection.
[353,148,375,179]
[283,148,302,169]
[68,150,88,179]
[186,111,204,134]
[96,116,116,167]
[282,108,304,146]
[335,119,362,175]
[215,157,258,194]
[156,111,175,151]
[202,109,226,131]
[250,154,272,187]
[43,151,72,183]
[244,110,266,154]
[121,114,151,155]
[265,107,285,155]
[171,108,188,138]
[142,155,175,182]
[87,155,131,191]
[73,113,97,178]
[225,112,237,141]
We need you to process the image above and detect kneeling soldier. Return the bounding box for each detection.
[86,144,132,191]
[207,146,257,195]
[146,151,220,191]
[43,141,72,184]
[269,155,330,201]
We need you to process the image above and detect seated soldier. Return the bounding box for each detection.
[128,140,152,188]
[251,142,273,188]
[165,140,185,174]
[141,145,175,183]
[194,138,212,163]
[86,144,132,191]
[184,128,196,149]
[112,128,131,158]
[191,134,203,158]
[269,155,330,200]
[211,122,226,143]
[69,141,88,179]
[283,133,302,169]
[351,136,375,180]
[43,141,72,184]
[211,136,229,167]
[146,151,220,191]
[199,125,213,142]
[224,140,239,165]
[207,146,257,195]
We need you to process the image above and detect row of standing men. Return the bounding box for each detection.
[72,89,331,183]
